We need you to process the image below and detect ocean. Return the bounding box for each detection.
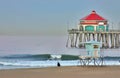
[0,54,120,70]
[0,36,120,70]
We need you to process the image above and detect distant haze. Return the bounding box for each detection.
[0,36,120,56]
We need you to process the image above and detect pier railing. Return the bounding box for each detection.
[68,29,120,34]
[109,30,120,32]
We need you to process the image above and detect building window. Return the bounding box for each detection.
[94,45,98,48]
[85,26,94,31]
[96,25,105,31]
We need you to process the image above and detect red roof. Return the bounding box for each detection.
[81,11,106,20]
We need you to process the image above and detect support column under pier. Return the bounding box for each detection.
[111,33,115,48]
[79,33,83,48]
[97,33,101,42]
[118,34,120,47]
[74,33,79,47]
[66,34,69,47]
[105,33,109,48]
[83,33,86,48]
[70,33,74,47]
[87,33,90,41]
[115,33,119,48]
[92,33,95,41]
[101,34,105,48]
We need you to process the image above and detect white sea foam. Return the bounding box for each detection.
[0,60,120,70]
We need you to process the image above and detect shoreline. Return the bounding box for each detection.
[0,66,120,78]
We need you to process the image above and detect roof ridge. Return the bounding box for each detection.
[81,11,106,20]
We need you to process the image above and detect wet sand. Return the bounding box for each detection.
[0,66,120,78]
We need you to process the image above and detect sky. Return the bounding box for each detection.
[0,0,120,35]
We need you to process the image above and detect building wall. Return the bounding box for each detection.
[79,20,108,32]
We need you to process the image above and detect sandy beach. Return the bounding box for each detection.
[0,66,120,78]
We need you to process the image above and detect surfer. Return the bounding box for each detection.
[57,62,60,67]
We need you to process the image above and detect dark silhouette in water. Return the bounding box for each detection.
[57,62,60,67]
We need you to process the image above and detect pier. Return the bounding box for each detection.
[66,29,120,48]
[66,11,120,49]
